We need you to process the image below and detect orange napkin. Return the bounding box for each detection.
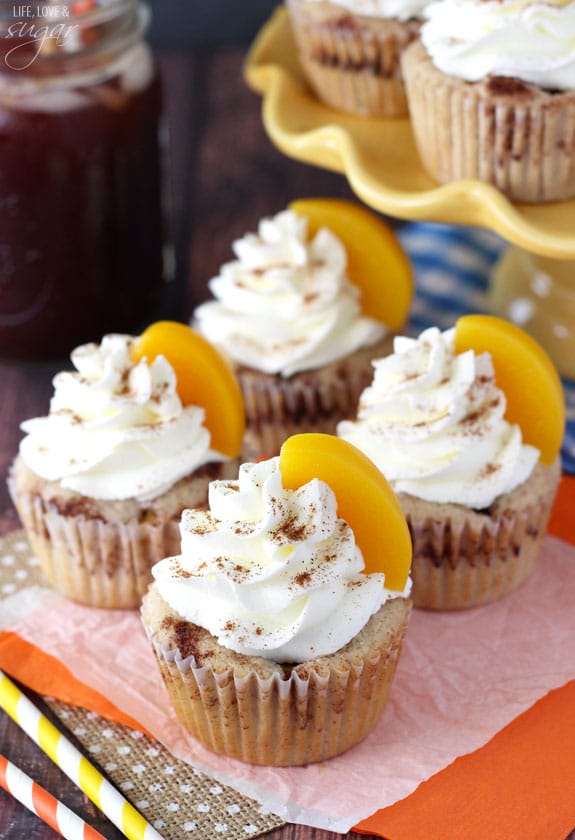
[0,632,143,731]
[548,474,574,545]
[355,680,575,840]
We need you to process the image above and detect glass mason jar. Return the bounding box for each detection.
[0,0,168,360]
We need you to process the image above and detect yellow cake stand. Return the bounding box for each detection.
[244,8,575,377]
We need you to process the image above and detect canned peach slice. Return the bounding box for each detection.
[454,314,565,465]
[279,433,412,591]
[132,320,245,457]
[289,198,413,331]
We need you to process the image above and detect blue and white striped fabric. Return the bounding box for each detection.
[397,222,575,474]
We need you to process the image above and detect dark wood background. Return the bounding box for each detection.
[148,0,278,47]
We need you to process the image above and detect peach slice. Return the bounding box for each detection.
[279,433,412,591]
[132,320,245,457]
[289,197,413,331]
[454,314,565,465]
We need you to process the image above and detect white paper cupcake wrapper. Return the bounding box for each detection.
[146,631,404,766]
[402,40,575,203]
[288,0,419,117]
[237,338,393,459]
[10,488,181,609]
[406,475,559,610]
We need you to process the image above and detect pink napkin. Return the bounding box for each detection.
[1,535,574,833]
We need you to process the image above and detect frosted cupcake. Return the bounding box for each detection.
[287,0,425,116]
[402,0,575,202]
[9,325,244,608]
[142,434,412,766]
[338,320,564,609]
[193,200,412,458]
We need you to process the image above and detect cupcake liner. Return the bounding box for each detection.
[10,488,181,609]
[402,458,562,610]
[237,336,394,459]
[8,458,240,609]
[287,0,420,117]
[402,39,575,203]
[146,629,405,766]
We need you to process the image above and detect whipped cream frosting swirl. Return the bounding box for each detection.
[337,327,539,509]
[194,210,386,378]
[152,457,408,663]
[304,0,427,21]
[19,334,225,502]
[421,0,575,90]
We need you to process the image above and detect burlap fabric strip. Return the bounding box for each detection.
[45,699,285,840]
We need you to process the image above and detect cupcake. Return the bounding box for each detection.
[338,319,564,609]
[402,0,575,202]
[9,324,244,609]
[141,434,412,766]
[287,0,425,117]
[193,200,412,458]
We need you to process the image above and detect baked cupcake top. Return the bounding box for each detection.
[151,453,411,663]
[421,0,575,88]
[193,208,387,378]
[19,333,228,502]
[298,0,427,21]
[337,326,540,509]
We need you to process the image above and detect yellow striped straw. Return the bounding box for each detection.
[0,670,163,840]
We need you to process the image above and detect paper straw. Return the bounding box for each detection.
[0,670,163,840]
[0,753,106,840]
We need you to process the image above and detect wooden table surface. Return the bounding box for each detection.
[1,45,573,840]
[0,45,382,840]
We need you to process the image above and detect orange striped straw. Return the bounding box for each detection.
[0,753,106,840]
